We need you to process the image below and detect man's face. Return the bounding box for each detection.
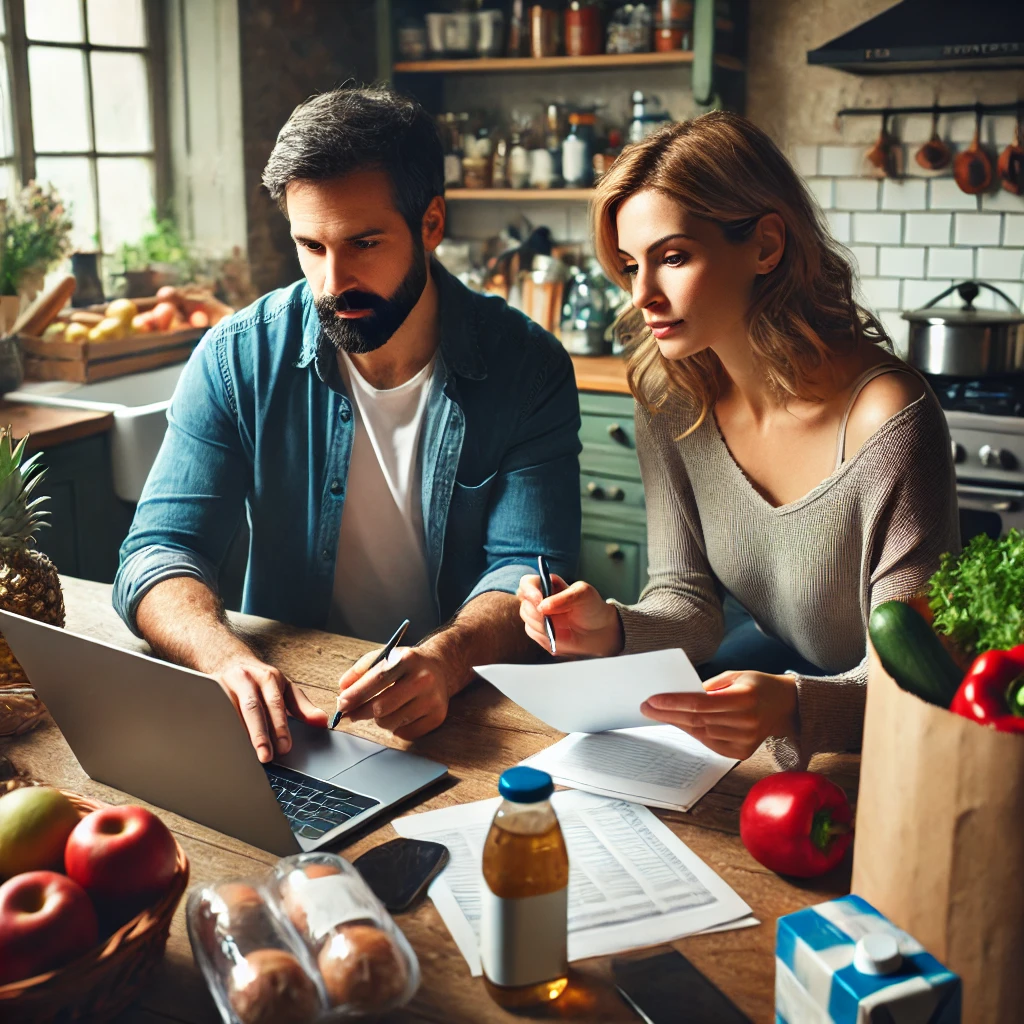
[286,170,428,354]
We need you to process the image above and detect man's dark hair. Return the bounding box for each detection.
[262,84,444,234]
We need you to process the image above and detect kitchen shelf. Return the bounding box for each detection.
[393,51,744,74]
[447,188,593,201]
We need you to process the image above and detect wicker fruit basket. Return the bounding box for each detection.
[0,790,189,1023]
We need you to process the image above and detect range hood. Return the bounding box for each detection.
[807,0,1024,75]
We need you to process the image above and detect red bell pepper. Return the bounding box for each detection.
[950,645,1024,733]
[739,771,852,878]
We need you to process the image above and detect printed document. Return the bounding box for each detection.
[393,790,754,973]
[521,725,738,812]
[473,649,702,733]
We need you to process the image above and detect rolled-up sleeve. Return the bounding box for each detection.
[464,345,581,604]
[113,329,250,634]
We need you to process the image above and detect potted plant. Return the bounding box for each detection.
[117,212,196,297]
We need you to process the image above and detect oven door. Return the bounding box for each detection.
[957,482,1024,542]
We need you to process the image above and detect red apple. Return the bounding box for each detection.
[65,805,177,908]
[0,871,99,985]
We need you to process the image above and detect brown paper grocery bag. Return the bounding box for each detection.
[852,645,1024,1023]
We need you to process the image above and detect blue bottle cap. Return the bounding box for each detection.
[498,766,554,804]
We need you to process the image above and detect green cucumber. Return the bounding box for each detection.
[868,600,964,708]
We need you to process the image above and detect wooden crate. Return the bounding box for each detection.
[19,328,205,383]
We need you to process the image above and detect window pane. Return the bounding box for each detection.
[35,156,96,251]
[0,163,17,201]
[87,0,145,47]
[0,2,6,34]
[91,52,151,152]
[0,48,14,159]
[29,47,90,152]
[25,0,84,43]
[97,157,153,253]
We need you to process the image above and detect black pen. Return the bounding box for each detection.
[331,618,411,729]
[537,555,557,656]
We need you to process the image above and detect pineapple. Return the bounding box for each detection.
[0,427,64,688]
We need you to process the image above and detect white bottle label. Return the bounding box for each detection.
[479,885,568,988]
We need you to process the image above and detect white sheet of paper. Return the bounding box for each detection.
[393,790,754,975]
[473,649,702,733]
[520,725,738,812]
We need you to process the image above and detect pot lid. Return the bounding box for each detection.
[902,281,1024,325]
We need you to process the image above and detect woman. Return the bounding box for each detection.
[518,112,959,769]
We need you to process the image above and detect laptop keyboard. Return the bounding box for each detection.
[264,763,380,840]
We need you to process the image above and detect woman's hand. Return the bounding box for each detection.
[517,574,625,658]
[641,671,798,760]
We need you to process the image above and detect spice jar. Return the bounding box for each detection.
[654,0,692,51]
[529,2,560,58]
[565,1,601,57]
[562,112,596,187]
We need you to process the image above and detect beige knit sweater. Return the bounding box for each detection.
[613,386,960,769]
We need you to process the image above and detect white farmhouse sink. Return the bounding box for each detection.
[8,362,187,502]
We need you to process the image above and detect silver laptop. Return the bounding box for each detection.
[0,609,447,856]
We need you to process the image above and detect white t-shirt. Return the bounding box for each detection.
[328,352,440,644]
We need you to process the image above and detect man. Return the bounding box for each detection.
[113,85,581,763]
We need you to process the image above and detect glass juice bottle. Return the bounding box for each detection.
[481,767,569,1008]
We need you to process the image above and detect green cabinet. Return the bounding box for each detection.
[577,391,648,605]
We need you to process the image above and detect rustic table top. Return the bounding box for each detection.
[0,400,113,451]
[3,577,858,1024]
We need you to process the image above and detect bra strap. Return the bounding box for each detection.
[833,364,919,471]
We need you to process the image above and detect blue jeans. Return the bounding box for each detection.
[697,596,824,680]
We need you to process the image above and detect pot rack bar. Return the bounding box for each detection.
[838,102,1023,118]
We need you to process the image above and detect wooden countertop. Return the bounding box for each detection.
[5,577,859,1023]
[0,400,113,452]
[571,354,630,396]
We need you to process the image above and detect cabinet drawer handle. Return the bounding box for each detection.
[586,483,625,501]
[606,486,625,501]
[607,423,629,446]
[605,544,624,561]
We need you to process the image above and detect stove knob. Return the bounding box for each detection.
[951,441,965,464]
[979,444,1016,470]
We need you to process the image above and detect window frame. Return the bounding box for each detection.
[2,0,170,251]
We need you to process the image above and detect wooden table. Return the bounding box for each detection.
[4,577,859,1023]
[0,400,113,452]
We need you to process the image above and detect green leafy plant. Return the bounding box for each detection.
[929,529,1024,656]
[0,182,74,296]
[117,211,195,278]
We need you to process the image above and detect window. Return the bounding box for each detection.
[3,0,167,263]
[0,6,16,198]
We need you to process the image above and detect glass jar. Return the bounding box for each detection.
[480,767,569,1009]
[565,0,602,57]
[562,111,596,187]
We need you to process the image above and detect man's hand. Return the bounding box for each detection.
[335,643,452,741]
[640,670,798,761]
[213,656,328,763]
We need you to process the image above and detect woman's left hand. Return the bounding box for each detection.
[641,671,798,760]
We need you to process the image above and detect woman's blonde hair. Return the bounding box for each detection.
[592,110,889,432]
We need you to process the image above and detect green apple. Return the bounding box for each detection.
[0,786,80,880]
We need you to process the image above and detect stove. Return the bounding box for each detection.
[923,374,1024,540]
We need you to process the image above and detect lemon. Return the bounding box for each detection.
[105,299,138,326]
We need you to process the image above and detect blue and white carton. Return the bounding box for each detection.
[775,894,961,1024]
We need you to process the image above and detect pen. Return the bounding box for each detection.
[331,617,411,729]
[537,555,557,656]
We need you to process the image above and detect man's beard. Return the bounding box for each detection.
[315,249,428,355]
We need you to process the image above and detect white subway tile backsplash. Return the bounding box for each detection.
[928,178,980,211]
[853,212,902,245]
[897,114,936,145]
[877,310,910,357]
[905,212,952,245]
[954,213,1002,246]
[928,247,974,279]
[879,246,924,278]
[848,245,877,277]
[819,145,866,177]
[972,282,1023,309]
[903,278,950,311]
[981,190,1024,213]
[1003,215,1024,246]
[826,210,851,243]
[976,247,1024,281]
[836,178,880,210]
[792,145,819,177]
[881,178,927,211]
[859,277,901,310]
[805,177,834,210]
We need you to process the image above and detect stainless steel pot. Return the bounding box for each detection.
[903,281,1024,376]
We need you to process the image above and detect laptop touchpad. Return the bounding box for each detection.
[275,719,382,781]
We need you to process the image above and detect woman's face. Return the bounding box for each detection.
[614,188,777,362]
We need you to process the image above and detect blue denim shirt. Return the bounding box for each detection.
[113,263,582,635]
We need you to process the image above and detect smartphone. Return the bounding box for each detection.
[612,950,752,1024]
[352,838,449,913]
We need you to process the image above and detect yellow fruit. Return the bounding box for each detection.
[64,322,89,344]
[42,323,66,341]
[88,316,125,342]
[105,299,138,325]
